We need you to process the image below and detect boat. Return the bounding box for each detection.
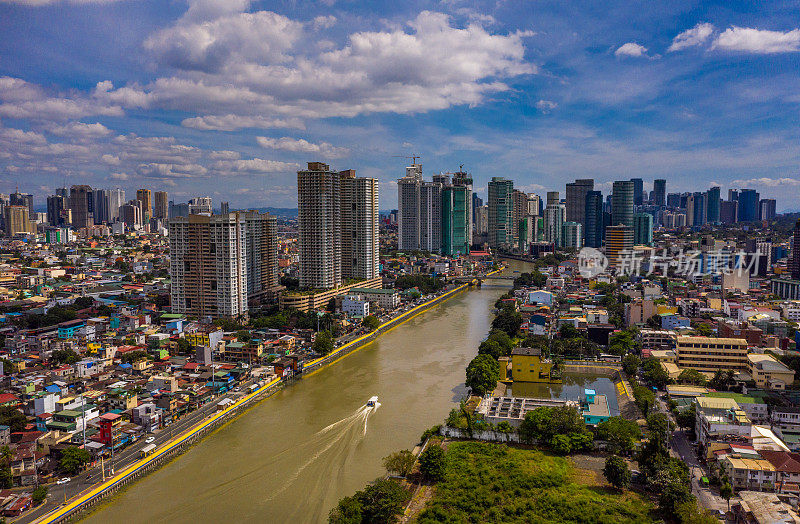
[367,396,378,407]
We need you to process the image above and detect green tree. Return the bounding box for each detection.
[622,354,640,376]
[465,354,501,396]
[642,357,670,389]
[418,446,446,482]
[491,305,522,337]
[518,406,588,444]
[50,349,80,365]
[595,417,642,455]
[358,479,411,523]
[236,330,252,343]
[477,339,504,359]
[312,330,334,356]
[550,434,573,455]
[382,450,416,477]
[632,384,656,414]
[328,495,362,524]
[677,368,707,386]
[0,406,27,433]
[32,486,48,505]
[362,315,380,332]
[59,447,91,474]
[603,455,631,490]
[676,405,697,432]
[647,412,672,448]
[720,482,733,511]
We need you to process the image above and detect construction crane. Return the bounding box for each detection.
[392,154,422,165]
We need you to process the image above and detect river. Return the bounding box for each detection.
[82,264,526,523]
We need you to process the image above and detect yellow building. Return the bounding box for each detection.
[747,353,796,390]
[675,336,749,373]
[511,347,561,383]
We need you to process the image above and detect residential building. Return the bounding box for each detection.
[544,193,564,247]
[397,164,423,251]
[419,178,442,253]
[342,295,369,317]
[441,171,472,256]
[136,189,152,220]
[604,224,633,268]
[633,213,653,246]
[653,179,666,207]
[154,191,169,219]
[719,454,776,492]
[3,206,33,236]
[584,191,604,248]
[488,177,514,248]
[189,197,212,215]
[69,185,94,229]
[695,396,751,446]
[340,170,380,279]
[348,288,400,310]
[297,162,342,289]
[243,211,279,301]
[565,179,593,228]
[675,336,749,373]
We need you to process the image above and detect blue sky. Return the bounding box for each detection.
[1,0,799,210]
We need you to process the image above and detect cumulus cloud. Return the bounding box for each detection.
[312,15,336,30]
[48,121,112,138]
[211,158,300,174]
[668,22,715,52]
[615,42,648,57]
[256,136,349,158]
[181,114,305,131]
[731,176,800,187]
[712,27,800,53]
[0,0,125,5]
[535,100,557,113]
[0,77,124,120]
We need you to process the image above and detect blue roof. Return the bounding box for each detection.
[585,389,596,395]
[45,384,61,393]
[119,363,132,369]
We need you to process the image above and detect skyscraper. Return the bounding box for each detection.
[792,219,800,281]
[120,201,143,228]
[630,178,644,206]
[189,197,212,215]
[584,190,604,248]
[611,181,634,228]
[298,162,342,289]
[3,205,34,236]
[561,221,583,249]
[605,224,633,269]
[136,189,152,221]
[720,200,738,224]
[169,213,248,318]
[419,178,442,252]
[397,164,423,251]
[108,188,125,222]
[46,195,68,226]
[487,177,514,248]
[93,189,109,224]
[737,189,760,222]
[69,185,94,229]
[340,169,380,280]
[544,193,564,247]
[666,193,681,209]
[759,199,776,221]
[512,189,530,246]
[154,191,169,220]
[653,179,666,207]
[565,179,594,227]
[706,186,720,224]
[10,191,34,220]
[686,192,706,227]
[472,193,483,226]
[441,170,472,256]
[633,213,653,246]
[220,201,230,215]
[243,211,279,300]
[728,189,739,202]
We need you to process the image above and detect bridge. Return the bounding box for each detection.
[450,274,516,284]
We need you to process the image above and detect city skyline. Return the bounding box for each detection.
[1,1,800,210]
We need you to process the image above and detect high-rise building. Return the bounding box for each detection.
[46,195,68,227]
[472,193,483,226]
[728,189,739,202]
[298,162,342,289]
[720,200,738,224]
[706,186,720,224]
[189,197,212,215]
[475,205,489,235]
[136,189,152,220]
[630,178,644,206]
[566,179,594,227]
[653,179,666,207]
[611,181,634,228]
[69,185,94,229]
[686,192,706,227]
[442,170,472,256]
[544,194,564,247]
[527,194,541,217]
[584,190,604,248]
[3,205,34,236]
[169,213,248,319]
[154,191,169,219]
[340,169,380,280]
[419,179,442,252]
[605,224,634,268]
[220,201,230,215]
[169,201,189,219]
[108,188,125,222]
[120,201,143,228]
[562,221,583,249]
[512,189,530,245]
[92,189,109,224]
[633,213,653,246]
[10,191,34,219]
[243,211,279,300]
[488,177,514,248]
[666,193,681,209]
[759,199,776,221]
[55,187,68,198]
[792,220,800,281]
[737,189,760,222]
[397,164,423,251]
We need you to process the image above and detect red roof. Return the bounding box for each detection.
[183,363,199,370]
[100,412,121,421]
[0,394,19,404]
[759,450,800,474]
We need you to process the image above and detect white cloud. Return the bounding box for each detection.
[211,158,300,174]
[109,172,129,180]
[535,100,557,113]
[256,136,349,158]
[0,77,124,120]
[101,154,121,165]
[0,0,124,5]
[48,121,112,138]
[668,22,715,52]
[731,177,800,187]
[615,42,648,57]
[712,27,800,53]
[312,15,336,30]
[181,114,305,131]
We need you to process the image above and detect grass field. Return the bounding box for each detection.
[415,442,655,524]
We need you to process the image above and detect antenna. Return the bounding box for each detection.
[392,154,422,164]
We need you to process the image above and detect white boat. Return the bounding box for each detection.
[367,396,378,407]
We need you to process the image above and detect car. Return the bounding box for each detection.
[56,477,70,485]
[145,436,155,444]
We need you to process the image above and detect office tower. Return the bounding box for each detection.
[488,177,514,248]
[297,162,342,289]
[630,178,644,206]
[686,192,706,227]
[69,185,94,229]
[92,189,109,224]
[56,187,68,198]
[3,206,34,236]
[120,201,143,228]
[720,200,738,224]
[562,221,583,249]
[611,181,634,227]
[584,191,604,248]
[189,197,212,215]
[169,213,248,318]
[759,199,776,221]
[633,213,653,246]
[527,194,541,217]
[792,220,800,281]
[441,170,472,256]
[108,188,125,222]
[605,224,634,268]
[219,201,229,215]
[566,178,594,227]
[666,193,681,209]
[544,194,564,247]
[10,191,34,220]
[475,205,489,235]
[472,193,483,226]
[340,169,380,279]
[653,179,666,207]
[728,189,739,202]
[46,195,68,226]
[512,189,530,245]
[169,201,190,219]
[136,189,152,220]
[420,179,443,252]
[737,189,760,222]
[243,211,279,300]
[397,164,423,251]
[705,186,720,224]
[154,191,169,219]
